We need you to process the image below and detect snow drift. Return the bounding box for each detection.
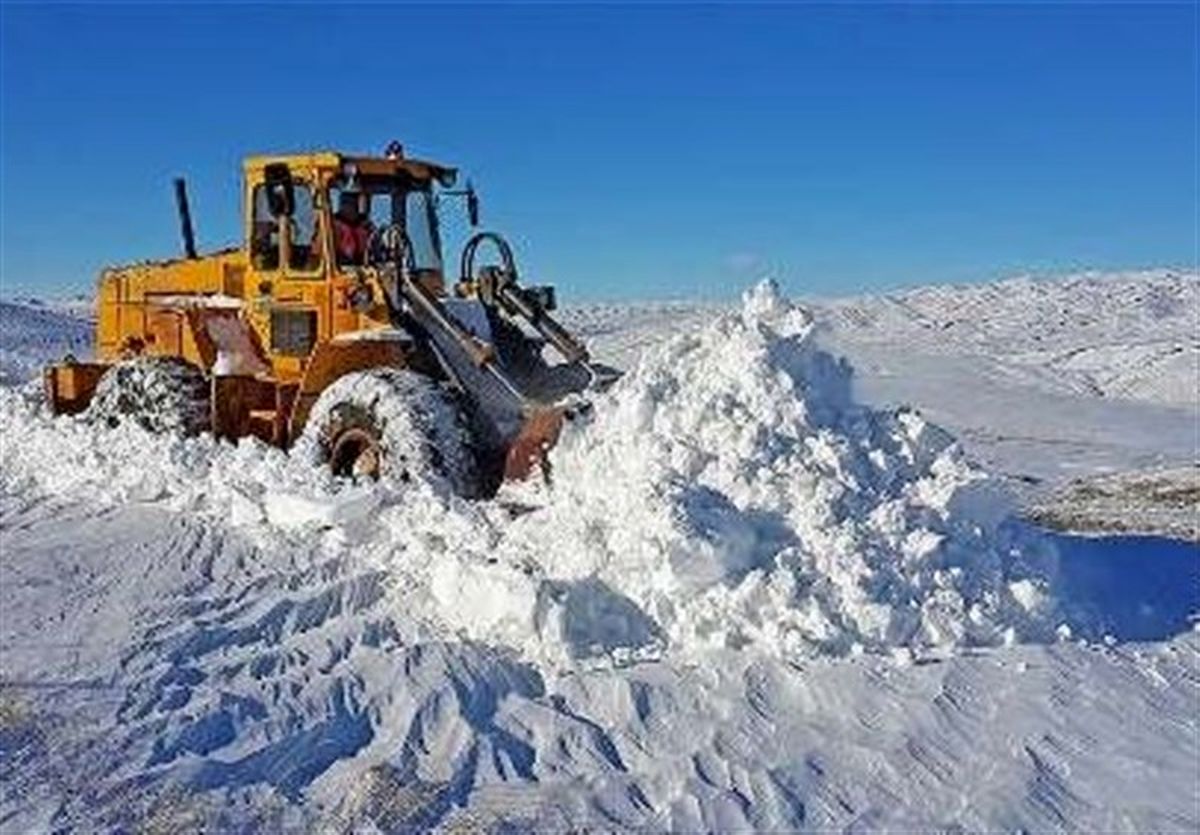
[467,281,1055,661]
[0,281,1056,666]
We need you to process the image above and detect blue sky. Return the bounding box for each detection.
[1,4,1194,300]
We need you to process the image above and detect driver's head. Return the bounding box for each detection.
[337,190,362,223]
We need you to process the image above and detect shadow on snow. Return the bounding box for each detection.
[1049,532,1199,642]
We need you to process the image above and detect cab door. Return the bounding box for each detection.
[245,164,331,382]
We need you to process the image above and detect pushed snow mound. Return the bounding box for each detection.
[0,282,1057,665]
[413,281,1056,663]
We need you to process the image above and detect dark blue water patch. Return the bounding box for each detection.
[1048,532,1200,642]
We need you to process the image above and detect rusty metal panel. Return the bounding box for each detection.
[211,375,280,443]
[146,308,184,357]
[503,407,564,483]
[44,363,108,415]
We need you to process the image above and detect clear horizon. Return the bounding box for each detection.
[1,4,1195,301]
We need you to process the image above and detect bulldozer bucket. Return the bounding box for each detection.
[503,406,569,482]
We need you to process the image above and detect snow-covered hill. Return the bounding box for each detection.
[813,270,1198,524]
[561,269,1199,409]
[0,301,92,385]
[822,269,1197,405]
[0,271,1197,830]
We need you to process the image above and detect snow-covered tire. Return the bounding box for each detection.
[86,356,210,435]
[298,368,478,496]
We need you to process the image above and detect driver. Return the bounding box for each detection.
[331,190,373,266]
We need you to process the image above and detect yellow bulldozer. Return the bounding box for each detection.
[43,142,612,495]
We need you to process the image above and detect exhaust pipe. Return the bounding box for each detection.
[173,177,198,259]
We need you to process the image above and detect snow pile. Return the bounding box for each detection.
[0,282,1057,667]
[0,383,370,530]
[471,281,1054,661]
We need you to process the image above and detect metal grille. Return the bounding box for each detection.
[270,309,317,356]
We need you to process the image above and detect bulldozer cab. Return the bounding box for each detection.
[239,151,456,381]
[325,172,443,274]
[242,151,452,280]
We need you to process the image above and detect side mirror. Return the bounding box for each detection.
[264,163,295,217]
[466,181,480,227]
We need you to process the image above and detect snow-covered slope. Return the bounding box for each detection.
[814,271,1198,514]
[0,301,92,385]
[820,269,1198,407]
[0,272,1197,830]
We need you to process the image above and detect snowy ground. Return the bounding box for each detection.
[0,271,1197,831]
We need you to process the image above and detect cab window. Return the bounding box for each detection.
[328,176,442,272]
[327,186,379,267]
[405,189,441,272]
[250,182,321,272]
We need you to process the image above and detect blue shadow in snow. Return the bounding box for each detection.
[1050,532,1199,642]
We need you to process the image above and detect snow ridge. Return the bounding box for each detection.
[823,268,1199,406]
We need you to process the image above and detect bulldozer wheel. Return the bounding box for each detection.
[299,369,478,496]
[85,356,210,436]
[325,406,384,480]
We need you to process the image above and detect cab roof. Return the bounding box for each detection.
[242,149,457,185]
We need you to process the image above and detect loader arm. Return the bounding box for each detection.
[394,267,530,406]
[373,240,600,483]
